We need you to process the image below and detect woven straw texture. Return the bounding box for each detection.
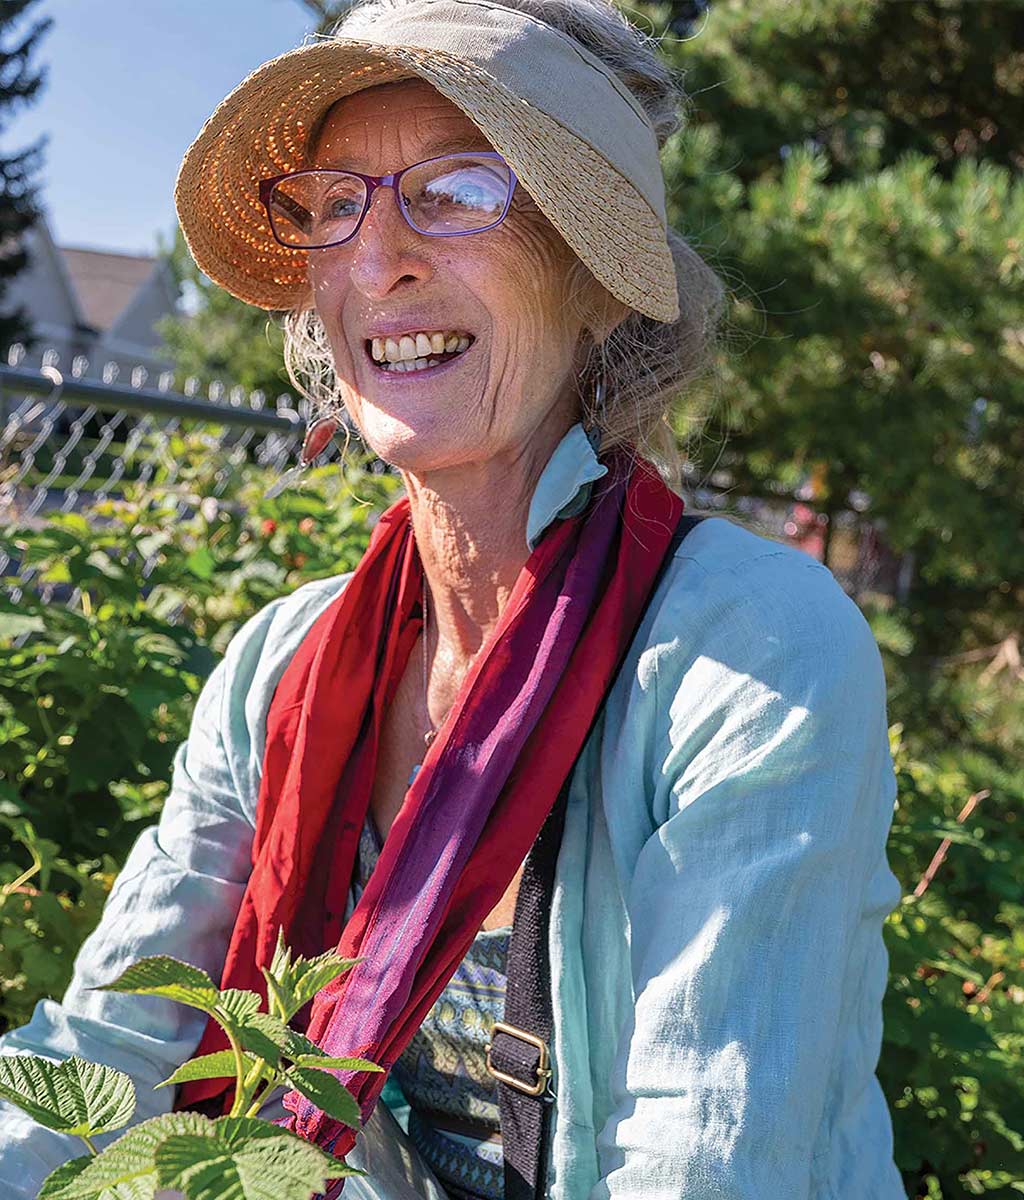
[174,39,680,323]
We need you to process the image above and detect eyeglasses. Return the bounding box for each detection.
[259,151,519,251]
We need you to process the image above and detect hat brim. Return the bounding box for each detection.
[174,39,680,323]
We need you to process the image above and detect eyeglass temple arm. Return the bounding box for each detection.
[269,189,313,234]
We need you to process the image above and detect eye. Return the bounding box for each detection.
[327,196,362,219]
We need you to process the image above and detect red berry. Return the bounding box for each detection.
[260,518,277,536]
[299,517,316,535]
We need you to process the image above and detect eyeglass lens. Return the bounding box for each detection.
[267,154,513,249]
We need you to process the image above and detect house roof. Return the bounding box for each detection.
[59,246,159,332]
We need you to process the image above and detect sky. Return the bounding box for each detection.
[2,0,320,257]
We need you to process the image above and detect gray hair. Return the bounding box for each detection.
[281,0,727,490]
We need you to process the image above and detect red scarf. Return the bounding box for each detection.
[175,446,683,1165]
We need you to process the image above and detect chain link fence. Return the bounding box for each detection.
[0,343,318,611]
[0,342,911,614]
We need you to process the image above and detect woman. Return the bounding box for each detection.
[0,1,908,1198]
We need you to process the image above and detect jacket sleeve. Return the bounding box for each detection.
[589,553,903,1200]
[0,582,335,1197]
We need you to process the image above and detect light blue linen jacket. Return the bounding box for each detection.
[0,424,908,1199]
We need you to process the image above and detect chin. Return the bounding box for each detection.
[353,406,473,473]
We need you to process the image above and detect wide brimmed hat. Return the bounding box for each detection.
[174,0,680,323]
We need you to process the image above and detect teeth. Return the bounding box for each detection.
[370,329,473,364]
[380,356,441,372]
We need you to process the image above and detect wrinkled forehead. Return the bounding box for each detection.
[308,77,493,164]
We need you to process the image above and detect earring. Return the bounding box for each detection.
[262,412,342,500]
[583,372,607,453]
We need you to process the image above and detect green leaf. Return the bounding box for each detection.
[185,546,217,580]
[38,1157,92,1198]
[233,1016,380,1075]
[268,927,292,980]
[290,951,362,1013]
[291,1054,383,1073]
[206,994,288,1070]
[46,1174,153,1200]
[214,989,263,1023]
[283,1066,361,1129]
[229,1012,377,1076]
[259,965,290,1021]
[262,928,361,1022]
[99,965,280,1077]
[276,1027,324,1063]
[49,1111,213,1199]
[153,1115,354,1199]
[156,1050,259,1090]
[0,1054,135,1137]
[232,1013,289,1066]
[94,956,220,1014]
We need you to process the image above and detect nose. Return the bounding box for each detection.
[347,182,433,300]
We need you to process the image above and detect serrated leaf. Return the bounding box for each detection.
[290,952,361,1013]
[50,1111,214,1199]
[215,989,263,1023]
[268,928,292,980]
[259,965,290,1021]
[236,1021,337,1069]
[206,1001,287,1069]
[156,1050,259,1090]
[0,1055,136,1137]
[95,956,220,1014]
[262,930,361,1022]
[98,964,275,1073]
[51,1180,152,1200]
[283,1066,361,1129]
[154,1116,348,1200]
[39,1157,92,1198]
[233,1020,286,1067]
[277,1027,323,1062]
[291,1054,383,1073]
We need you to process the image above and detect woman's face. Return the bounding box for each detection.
[306,77,604,475]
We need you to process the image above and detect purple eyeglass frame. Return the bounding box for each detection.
[258,150,519,250]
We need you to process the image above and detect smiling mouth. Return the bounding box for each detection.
[365,331,475,374]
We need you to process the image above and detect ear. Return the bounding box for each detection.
[586,286,632,345]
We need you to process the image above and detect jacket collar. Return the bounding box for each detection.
[525,422,608,552]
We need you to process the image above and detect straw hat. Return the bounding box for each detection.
[174,0,680,324]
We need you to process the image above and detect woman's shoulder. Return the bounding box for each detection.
[644,512,885,703]
[669,509,831,581]
[214,571,354,764]
[222,570,352,680]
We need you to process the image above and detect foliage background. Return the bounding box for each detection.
[0,0,52,349]
[1,1,1022,1198]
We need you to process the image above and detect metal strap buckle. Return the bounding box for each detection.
[486,1021,552,1098]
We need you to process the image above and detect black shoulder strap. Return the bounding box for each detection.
[494,511,705,1200]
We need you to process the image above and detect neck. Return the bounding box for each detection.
[402,414,574,672]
